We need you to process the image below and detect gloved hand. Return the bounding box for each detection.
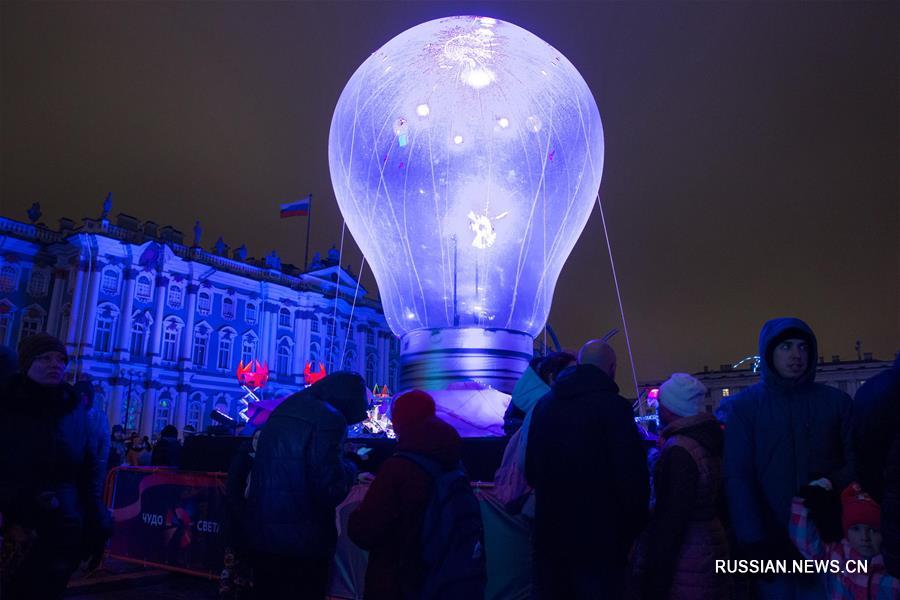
[798,484,843,544]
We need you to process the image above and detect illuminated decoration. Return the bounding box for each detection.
[372,385,391,398]
[303,361,327,386]
[329,16,603,396]
[646,387,659,409]
[236,360,269,423]
[732,355,761,373]
[361,402,395,438]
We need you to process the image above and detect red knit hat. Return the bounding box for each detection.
[841,482,881,533]
[390,390,435,437]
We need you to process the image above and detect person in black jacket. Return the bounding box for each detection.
[0,334,111,599]
[245,371,368,599]
[150,424,183,467]
[853,353,900,577]
[526,340,649,599]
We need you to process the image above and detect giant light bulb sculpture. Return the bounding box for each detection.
[329,16,603,394]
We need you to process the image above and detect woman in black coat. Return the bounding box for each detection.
[0,335,111,599]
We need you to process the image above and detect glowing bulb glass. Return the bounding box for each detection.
[329,15,604,340]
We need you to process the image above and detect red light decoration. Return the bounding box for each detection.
[236,360,269,389]
[304,361,327,385]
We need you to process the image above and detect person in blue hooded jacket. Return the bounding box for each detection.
[723,317,855,599]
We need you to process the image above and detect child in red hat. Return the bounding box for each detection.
[790,481,900,599]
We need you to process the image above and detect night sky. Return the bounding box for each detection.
[1,1,897,386]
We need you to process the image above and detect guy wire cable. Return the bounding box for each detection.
[596,191,640,402]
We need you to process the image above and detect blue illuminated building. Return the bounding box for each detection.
[0,209,400,437]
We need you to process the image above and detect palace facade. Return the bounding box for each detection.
[0,210,399,436]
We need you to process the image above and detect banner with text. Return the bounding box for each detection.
[107,467,227,577]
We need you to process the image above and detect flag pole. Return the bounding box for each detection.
[304,193,313,271]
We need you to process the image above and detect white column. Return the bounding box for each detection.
[46,269,66,336]
[292,311,307,379]
[355,325,367,376]
[258,303,270,364]
[267,304,279,366]
[140,385,157,437]
[116,269,137,359]
[180,283,198,368]
[80,264,103,357]
[149,275,167,364]
[378,333,390,385]
[65,265,87,351]
[109,381,124,427]
[175,387,188,432]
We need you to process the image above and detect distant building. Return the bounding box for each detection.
[0,210,400,436]
[639,354,895,416]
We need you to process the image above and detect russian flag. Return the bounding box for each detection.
[279,196,310,218]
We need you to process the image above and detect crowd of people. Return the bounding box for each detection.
[0,316,898,599]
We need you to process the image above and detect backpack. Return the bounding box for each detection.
[396,451,487,600]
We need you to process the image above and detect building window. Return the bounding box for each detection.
[366,354,377,386]
[721,388,730,398]
[222,297,235,320]
[0,313,11,346]
[135,275,153,303]
[214,398,230,419]
[95,390,108,414]
[19,314,43,341]
[57,304,70,339]
[328,344,343,373]
[217,329,235,370]
[27,269,50,297]
[193,326,210,367]
[309,342,320,364]
[343,349,356,371]
[130,314,149,357]
[187,398,204,431]
[167,284,183,308]
[279,307,291,328]
[366,329,375,346]
[277,338,293,376]
[197,291,212,315]
[101,268,120,295]
[161,318,182,363]
[241,332,257,365]
[245,302,257,324]
[124,393,142,431]
[94,306,118,354]
[311,318,319,333]
[0,265,19,293]
[154,395,172,434]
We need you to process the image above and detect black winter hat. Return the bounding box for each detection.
[17,333,68,374]
[160,425,178,438]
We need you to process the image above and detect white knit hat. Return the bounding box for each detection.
[659,373,708,417]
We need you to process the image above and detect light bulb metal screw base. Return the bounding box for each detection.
[398,327,533,394]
